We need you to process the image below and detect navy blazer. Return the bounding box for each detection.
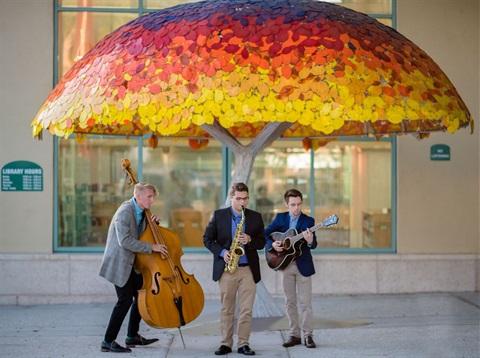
[265,212,317,277]
[203,207,266,283]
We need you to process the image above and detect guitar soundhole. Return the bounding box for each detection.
[283,239,291,250]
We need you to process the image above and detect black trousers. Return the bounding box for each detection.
[104,269,143,343]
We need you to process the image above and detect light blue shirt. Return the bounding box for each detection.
[132,197,143,227]
[289,214,299,229]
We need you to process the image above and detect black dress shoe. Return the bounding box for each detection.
[282,336,302,347]
[305,335,317,348]
[101,340,132,353]
[238,345,255,355]
[125,335,159,347]
[214,345,232,355]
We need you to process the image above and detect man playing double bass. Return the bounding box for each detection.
[99,182,168,353]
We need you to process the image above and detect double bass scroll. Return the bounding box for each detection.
[121,158,204,330]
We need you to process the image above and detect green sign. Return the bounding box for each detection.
[2,161,43,191]
[430,144,450,161]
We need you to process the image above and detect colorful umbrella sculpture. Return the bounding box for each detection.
[32,0,473,142]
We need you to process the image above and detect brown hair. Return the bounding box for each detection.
[284,188,303,203]
[229,182,249,197]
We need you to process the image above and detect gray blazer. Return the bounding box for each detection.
[99,198,152,287]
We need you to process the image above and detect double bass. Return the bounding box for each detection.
[121,159,204,333]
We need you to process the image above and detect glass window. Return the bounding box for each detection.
[57,137,140,248]
[376,18,392,27]
[142,139,223,248]
[58,11,137,77]
[313,141,392,249]
[144,0,202,9]
[57,136,393,251]
[59,0,393,15]
[57,136,223,249]
[59,0,139,8]
[250,142,311,225]
[252,140,393,250]
[326,0,392,14]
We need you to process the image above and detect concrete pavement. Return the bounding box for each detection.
[0,292,479,357]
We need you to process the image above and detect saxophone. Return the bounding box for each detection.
[225,205,246,274]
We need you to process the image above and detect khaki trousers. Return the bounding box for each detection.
[218,266,256,348]
[282,262,313,338]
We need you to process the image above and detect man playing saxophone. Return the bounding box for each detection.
[203,182,265,356]
[224,204,246,274]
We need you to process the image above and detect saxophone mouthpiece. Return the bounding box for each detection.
[241,205,245,210]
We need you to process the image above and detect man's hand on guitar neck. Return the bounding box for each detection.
[303,228,313,245]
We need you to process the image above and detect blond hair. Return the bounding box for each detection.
[134,182,158,196]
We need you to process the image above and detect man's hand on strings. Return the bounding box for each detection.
[272,240,284,252]
[152,244,168,256]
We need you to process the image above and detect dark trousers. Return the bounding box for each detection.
[104,269,143,343]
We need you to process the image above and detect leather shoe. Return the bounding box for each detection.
[101,340,132,353]
[214,345,232,355]
[237,345,255,355]
[125,335,159,347]
[282,336,302,347]
[305,335,316,348]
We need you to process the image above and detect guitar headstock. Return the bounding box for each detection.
[322,214,339,227]
[121,158,139,187]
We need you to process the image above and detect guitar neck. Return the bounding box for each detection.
[291,221,324,241]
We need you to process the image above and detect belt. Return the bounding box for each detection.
[238,263,249,267]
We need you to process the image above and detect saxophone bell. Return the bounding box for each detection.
[232,246,245,256]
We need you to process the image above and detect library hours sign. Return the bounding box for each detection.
[2,161,43,191]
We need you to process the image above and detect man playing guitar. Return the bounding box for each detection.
[264,189,317,349]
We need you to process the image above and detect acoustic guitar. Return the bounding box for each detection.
[265,214,339,271]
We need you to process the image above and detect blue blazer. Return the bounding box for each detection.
[265,212,317,277]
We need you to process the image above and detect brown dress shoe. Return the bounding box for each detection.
[282,336,302,347]
[305,335,316,348]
